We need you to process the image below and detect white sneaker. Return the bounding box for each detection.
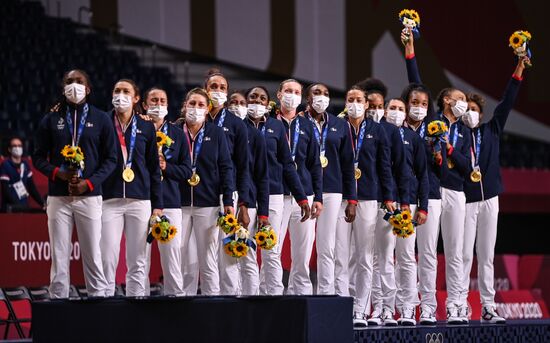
[398,306,416,326]
[367,307,383,326]
[353,311,368,329]
[458,304,469,324]
[481,306,506,324]
[446,305,462,325]
[381,308,398,326]
[419,307,436,325]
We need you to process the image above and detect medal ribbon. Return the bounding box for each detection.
[307,113,329,157]
[184,124,205,173]
[114,114,137,169]
[66,103,89,147]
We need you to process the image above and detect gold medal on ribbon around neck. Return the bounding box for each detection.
[470,169,482,183]
[447,159,455,169]
[122,167,135,182]
[188,172,200,187]
[320,156,328,168]
[354,167,362,180]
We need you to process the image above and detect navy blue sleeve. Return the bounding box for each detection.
[405,55,438,122]
[33,114,57,179]
[145,122,163,209]
[164,128,192,182]
[218,127,235,207]
[377,126,394,202]
[391,128,410,205]
[340,122,357,201]
[414,135,429,212]
[406,56,422,84]
[450,126,472,176]
[305,123,323,203]
[490,77,522,135]
[279,128,307,202]
[254,132,270,217]
[233,118,250,207]
[88,114,118,190]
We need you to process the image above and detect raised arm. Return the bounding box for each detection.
[490,56,528,135]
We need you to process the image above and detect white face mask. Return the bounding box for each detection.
[347,102,365,119]
[451,99,468,118]
[229,105,248,120]
[281,93,301,110]
[209,91,227,107]
[247,104,267,119]
[147,105,168,120]
[64,82,86,104]
[311,95,330,114]
[367,109,385,123]
[186,107,207,124]
[386,110,406,127]
[462,110,480,129]
[112,94,133,112]
[11,147,23,157]
[408,106,427,121]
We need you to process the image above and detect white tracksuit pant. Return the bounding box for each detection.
[334,200,378,314]
[376,205,419,312]
[316,193,343,295]
[239,208,260,295]
[259,194,286,295]
[334,202,351,296]
[440,188,466,307]
[181,226,199,295]
[282,195,315,295]
[47,196,107,298]
[156,208,184,296]
[417,199,442,312]
[101,198,151,297]
[181,206,220,295]
[462,196,499,307]
[219,192,239,295]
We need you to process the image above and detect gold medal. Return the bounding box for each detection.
[188,172,200,187]
[470,169,482,183]
[320,156,328,168]
[354,167,362,180]
[122,167,135,182]
[447,159,455,169]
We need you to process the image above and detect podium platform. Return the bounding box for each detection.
[32,295,353,343]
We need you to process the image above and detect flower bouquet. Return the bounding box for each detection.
[147,215,177,244]
[398,9,420,43]
[156,131,173,153]
[509,30,532,68]
[217,212,240,235]
[383,208,416,239]
[223,226,256,258]
[426,120,448,157]
[254,225,277,250]
[61,145,85,177]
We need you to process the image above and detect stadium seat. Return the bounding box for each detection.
[1,287,32,338]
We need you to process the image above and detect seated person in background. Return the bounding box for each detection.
[0,137,45,212]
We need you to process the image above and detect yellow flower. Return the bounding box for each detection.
[428,124,437,135]
[224,243,234,256]
[521,31,531,40]
[401,211,411,222]
[509,32,523,49]
[235,242,248,257]
[168,226,177,240]
[224,214,237,227]
[255,231,268,245]
[151,223,162,240]
[409,10,420,24]
[156,131,167,146]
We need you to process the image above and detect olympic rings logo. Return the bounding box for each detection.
[426,332,444,343]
